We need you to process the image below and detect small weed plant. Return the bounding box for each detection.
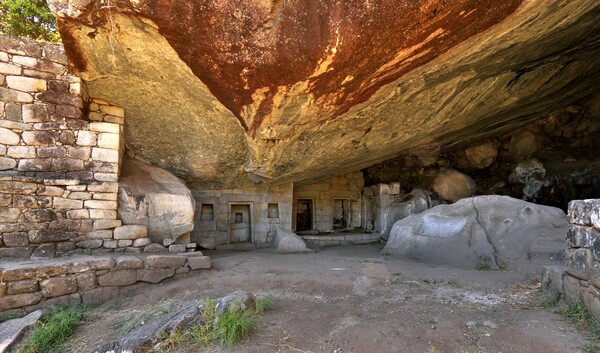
[558,299,600,353]
[476,262,492,271]
[21,305,90,353]
[152,296,270,352]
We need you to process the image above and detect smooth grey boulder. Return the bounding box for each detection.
[0,310,43,353]
[274,228,313,253]
[118,156,195,243]
[382,195,567,269]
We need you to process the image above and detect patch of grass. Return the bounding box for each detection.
[21,305,90,353]
[476,262,492,271]
[426,346,440,353]
[558,300,600,352]
[154,296,270,351]
[112,316,141,332]
[124,290,137,298]
[542,290,563,308]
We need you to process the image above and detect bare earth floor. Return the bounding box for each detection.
[65,245,588,353]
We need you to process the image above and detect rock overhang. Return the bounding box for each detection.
[48,0,600,189]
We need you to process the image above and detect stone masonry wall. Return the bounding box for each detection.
[293,172,364,232]
[0,253,211,315]
[0,35,151,258]
[564,199,600,320]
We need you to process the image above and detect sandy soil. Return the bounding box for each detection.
[65,244,589,353]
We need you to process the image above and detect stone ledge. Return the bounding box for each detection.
[0,253,211,312]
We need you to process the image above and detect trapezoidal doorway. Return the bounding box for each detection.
[229,204,252,243]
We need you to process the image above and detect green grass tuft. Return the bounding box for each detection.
[542,290,563,308]
[215,308,256,347]
[255,297,272,314]
[476,262,492,271]
[21,305,90,353]
[558,300,600,352]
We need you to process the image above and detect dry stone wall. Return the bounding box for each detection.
[0,253,211,315]
[0,35,152,258]
[564,199,600,320]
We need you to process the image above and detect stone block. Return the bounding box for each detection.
[102,240,118,248]
[3,232,29,247]
[85,200,117,209]
[0,181,38,194]
[90,122,120,134]
[563,274,582,302]
[0,62,21,75]
[56,241,75,253]
[76,239,103,249]
[118,240,133,247]
[37,185,65,196]
[186,256,211,270]
[76,131,97,146]
[97,269,138,287]
[0,87,33,103]
[0,157,17,170]
[41,276,77,298]
[132,238,151,247]
[85,161,118,173]
[76,272,96,291]
[89,209,116,219]
[169,244,186,253]
[7,146,36,158]
[92,192,118,201]
[18,159,53,172]
[0,247,32,258]
[36,90,81,107]
[5,102,22,121]
[143,243,167,253]
[58,130,76,145]
[31,243,56,258]
[88,183,119,193]
[85,230,113,239]
[22,130,56,146]
[568,199,600,226]
[6,76,47,92]
[97,133,120,149]
[104,115,124,124]
[0,207,21,222]
[68,146,91,160]
[49,219,81,231]
[0,127,20,145]
[115,257,144,270]
[146,255,186,268]
[581,286,600,321]
[92,148,119,163]
[136,268,175,284]
[24,209,57,222]
[12,195,51,208]
[66,209,89,219]
[56,104,81,119]
[114,225,147,240]
[81,287,116,304]
[99,105,125,117]
[0,293,42,311]
[22,103,50,122]
[565,248,593,280]
[38,146,67,158]
[0,194,11,207]
[53,197,83,209]
[93,219,122,230]
[12,55,37,66]
[175,266,190,274]
[592,208,600,231]
[29,229,76,243]
[7,280,39,295]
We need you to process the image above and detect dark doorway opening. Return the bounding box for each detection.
[296,199,313,232]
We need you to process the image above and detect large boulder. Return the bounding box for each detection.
[382,195,567,269]
[432,169,477,203]
[118,156,195,243]
[274,228,313,254]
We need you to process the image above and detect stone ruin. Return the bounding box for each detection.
[0,0,599,319]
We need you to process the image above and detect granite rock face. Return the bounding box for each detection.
[382,195,567,269]
[47,0,600,188]
[117,156,195,243]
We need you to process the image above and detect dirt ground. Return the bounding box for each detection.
[65,244,590,353]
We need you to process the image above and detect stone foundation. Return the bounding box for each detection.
[563,199,600,320]
[0,253,211,314]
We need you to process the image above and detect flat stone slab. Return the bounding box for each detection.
[0,309,43,353]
